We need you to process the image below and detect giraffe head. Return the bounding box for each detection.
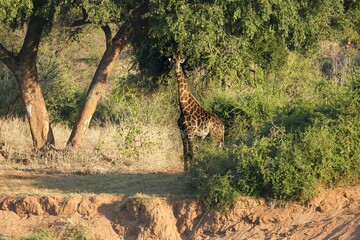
[169,55,185,73]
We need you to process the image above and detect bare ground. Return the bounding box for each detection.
[0,170,359,240]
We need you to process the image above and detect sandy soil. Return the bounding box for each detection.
[0,171,359,239]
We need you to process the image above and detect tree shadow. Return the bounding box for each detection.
[4,172,191,197]
[323,213,360,240]
[350,217,360,239]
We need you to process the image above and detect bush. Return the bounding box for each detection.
[24,224,89,240]
[0,56,82,124]
[24,230,55,240]
[38,56,82,125]
[191,69,360,210]
[190,148,238,210]
[209,90,280,145]
[0,64,23,116]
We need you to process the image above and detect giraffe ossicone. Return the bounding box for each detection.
[170,55,225,171]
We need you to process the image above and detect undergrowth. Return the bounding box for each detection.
[23,223,89,240]
[191,64,360,210]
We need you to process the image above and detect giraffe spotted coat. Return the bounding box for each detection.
[170,55,224,171]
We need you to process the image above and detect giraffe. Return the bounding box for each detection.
[169,55,225,171]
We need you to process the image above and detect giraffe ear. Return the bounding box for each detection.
[180,59,185,64]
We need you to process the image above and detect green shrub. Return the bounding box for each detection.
[38,57,82,125]
[190,149,238,210]
[24,224,90,240]
[93,74,178,126]
[23,230,55,240]
[209,90,280,145]
[191,70,360,210]
[0,64,23,116]
[58,224,89,240]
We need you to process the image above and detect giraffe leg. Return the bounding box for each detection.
[178,114,190,171]
[187,132,195,168]
[180,129,190,171]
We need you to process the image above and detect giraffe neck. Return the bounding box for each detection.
[175,66,201,111]
[176,67,190,93]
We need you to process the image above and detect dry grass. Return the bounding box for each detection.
[0,118,183,174]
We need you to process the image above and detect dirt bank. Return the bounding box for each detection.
[1,185,359,239]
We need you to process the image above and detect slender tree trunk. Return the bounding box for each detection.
[66,23,131,152]
[0,15,54,150]
[66,2,147,152]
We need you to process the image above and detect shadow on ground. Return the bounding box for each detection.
[1,172,190,197]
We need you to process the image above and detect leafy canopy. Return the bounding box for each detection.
[132,0,357,85]
[0,0,58,29]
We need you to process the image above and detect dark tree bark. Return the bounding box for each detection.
[0,14,55,150]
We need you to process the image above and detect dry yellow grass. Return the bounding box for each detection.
[0,117,183,174]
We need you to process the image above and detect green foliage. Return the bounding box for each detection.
[23,230,55,240]
[0,0,58,30]
[0,64,22,116]
[191,64,360,210]
[81,0,122,25]
[105,78,145,157]
[23,224,89,240]
[132,0,358,87]
[59,0,145,26]
[91,74,178,158]
[57,223,89,240]
[94,72,178,125]
[38,57,82,124]
[209,84,290,146]
[136,0,250,84]
[0,0,33,28]
[197,172,238,211]
[190,148,237,210]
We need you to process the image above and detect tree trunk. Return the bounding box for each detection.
[66,2,148,152]
[66,23,131,152]
[14,70,55,150]
[0,15,54,150]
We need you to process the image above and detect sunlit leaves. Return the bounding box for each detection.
[81,0,123,25]
[0,0,58,30]
[0,0,33,28]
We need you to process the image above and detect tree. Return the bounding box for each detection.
[0,0,148,152]
[64,0,147,152]
[0,0,56,149]
[134,0,350,84]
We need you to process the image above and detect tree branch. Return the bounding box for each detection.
[0,42,18,73]
[112,22,132,49]
[112,1,148,49]
[71,8,90,27]
[19,15,44,59]
[101,25,112,48]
